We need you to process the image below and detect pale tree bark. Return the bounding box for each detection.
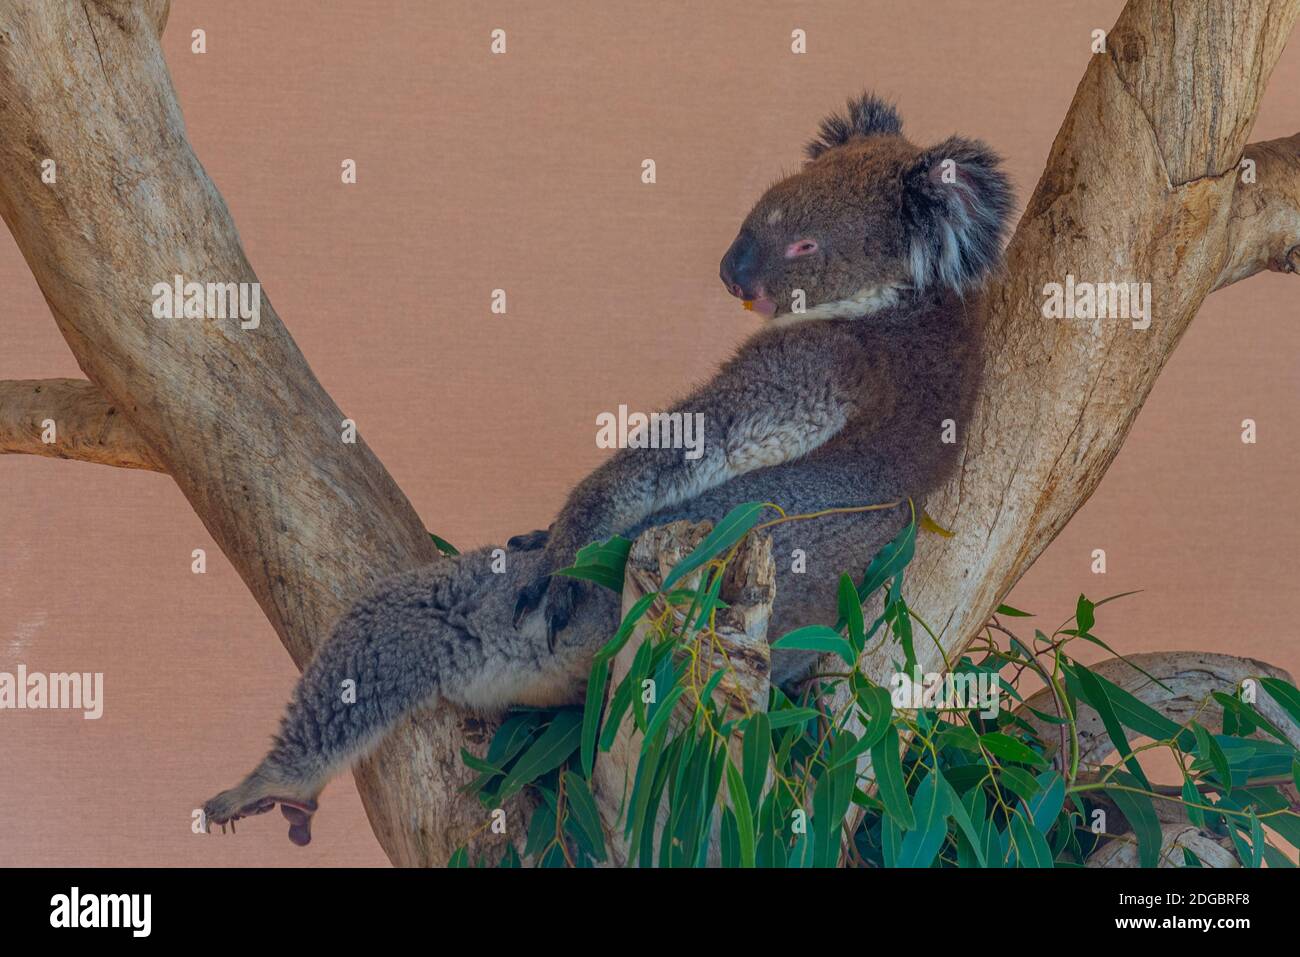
[855,0,1300,712]
[0,0,1298,866]
[0,378,163,471]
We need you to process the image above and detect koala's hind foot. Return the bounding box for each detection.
[203,769,322,846]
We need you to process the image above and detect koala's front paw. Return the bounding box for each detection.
[507,528,550,551]
[513,574,587,651]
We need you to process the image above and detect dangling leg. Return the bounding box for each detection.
[203,544,619,844]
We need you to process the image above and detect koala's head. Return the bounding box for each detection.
[719,93,1013,323]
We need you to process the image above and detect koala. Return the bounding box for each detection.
[201,93,1013,846]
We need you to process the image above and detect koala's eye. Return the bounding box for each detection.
[784,238,819,259]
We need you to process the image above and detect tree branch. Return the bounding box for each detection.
[1214,133,1300,291]
[0,378,164,471]
[0,0,500,866]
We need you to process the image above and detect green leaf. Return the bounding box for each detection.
[497,711,582,800]
[625,722,669,848]
[996,603,1033,618]
[886,598,916,673]
[812,734,857,867]
[1213,692,1294,745]
[1074,594,1095,634]
[741,713,771,813]
[1105,774,1161,868]
[1066,631,1173,693]
[689,569,727,631]
[997,766,1043,802]
[580,657,609,778]
[790,828,815,868]
[661,502,767,592]
[1192,721,1233,792]
[856,518,916,602]
[1261,677,1300,727]
[838,682,894,765]
[593,592,657,664]
[935,723,983,754]
[524,795,559,858]
[896,769,951,868]
[838,573,866,653]
[459,748,501,776]
[448,847,470,867]
[770,625,856,665]
[723,759,756,867]
[756,794,786,868]
[1072,663,1151,791]
[554,535,634,592]
[428,532,459,556]
[767,706,820,729]
[980,732,1047,768]
[486,712,543,767]
[918,508,953,538]
[1008,807,1054,867]
[1102,682,1183,742]
[871,724,915,830]
[562,771,606,862]
[1025,771,1066,832]
[719,809,740,868]
[1248,810,1265,869]
[940,769,986,867]
[881,815,902,868]
[640,684,688,752]
[598,675,633,751]
[1263,842,1298,868]
[1181,778,1207,830]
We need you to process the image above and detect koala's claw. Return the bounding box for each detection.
[513,575,550,628]
[513,575,586,650]
[507,528,550,551]
[204,789,319,846]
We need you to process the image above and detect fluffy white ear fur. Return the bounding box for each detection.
[903,136,1014,296]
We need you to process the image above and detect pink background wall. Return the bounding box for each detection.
[1,1,1296,865]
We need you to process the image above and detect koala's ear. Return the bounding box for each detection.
[805,93,903,161]
[901,137,1014,295]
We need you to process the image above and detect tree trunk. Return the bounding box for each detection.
[854,0,1300,714]
[0,0,512,867]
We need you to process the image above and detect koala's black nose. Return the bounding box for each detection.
[720,232,760,299]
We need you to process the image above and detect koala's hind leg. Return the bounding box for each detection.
[203,546,620,845]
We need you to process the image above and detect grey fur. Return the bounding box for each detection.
[202,96,1011,842]
[805,93,903,160]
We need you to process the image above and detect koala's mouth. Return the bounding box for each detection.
[742,295,778,318]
